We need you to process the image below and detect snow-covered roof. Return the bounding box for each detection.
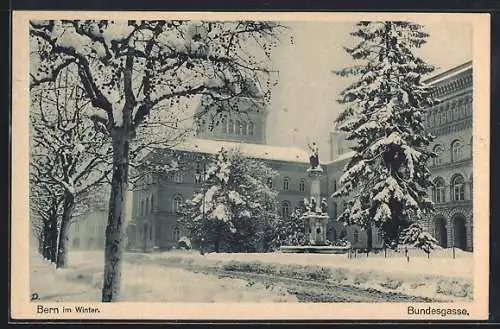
[171,138,310,163]
[424,60,472,86]
[323,151,355,166]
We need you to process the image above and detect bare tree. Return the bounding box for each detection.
[30,67,111,268]
[29,179,63,262]
[30,20,285,301]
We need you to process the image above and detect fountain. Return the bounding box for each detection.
[280,143,350,254]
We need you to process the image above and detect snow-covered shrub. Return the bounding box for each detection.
[177,236,192,250]
[399,222,440,253]
[269,202,308,249]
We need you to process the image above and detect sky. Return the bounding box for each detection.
[265,21,473,160]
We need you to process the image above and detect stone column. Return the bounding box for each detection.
[308,167,323,212]
[466,216,473,251]
[304,166,329,245]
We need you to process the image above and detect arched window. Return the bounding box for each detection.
[377,230,383,243]
[143,223,148,242]
[174,172,183,183]
[172,195,183,213]
[451,140,464,162]
[433,144,444,166]
[466,98,472,115]
[149,225,153,240]
[140,199,144,216]
[433,177,446,204]
[248,121,254,136]
[145,196,150,215]
[332,179,337,192]
[228,119,234,134]
[447,106,453,123]
[353,230,360,243]
[281,201,291,218]
[221,118,227,133]
[299,178,305,192]
[340,228,347,240]
[235,120,241,135]
[283,177,289,191]
[150,195,154,213]
[241,121,247,135]
[452,175,465,201]
[173,227,180,242]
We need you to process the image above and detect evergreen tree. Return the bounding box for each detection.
[333,21,438,249]
[179,148,280,253]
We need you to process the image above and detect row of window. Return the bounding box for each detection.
[268,177,306,192]
[139,173,470,218]
[199,118,256,137]
[432,174,472,204]
[138,195,155,216]
[426,99,472,128]
[432,138,472,166]
[137,225,181,244]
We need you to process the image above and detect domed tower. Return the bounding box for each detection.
[195,80,269,144]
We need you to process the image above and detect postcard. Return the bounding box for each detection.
[11,11,490,320]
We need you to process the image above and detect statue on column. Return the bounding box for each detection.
[307,141,320,169]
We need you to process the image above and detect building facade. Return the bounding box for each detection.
[422,61,473,251]
[127,61,473,252]
[68,210,107,251]
[126,96,330,251]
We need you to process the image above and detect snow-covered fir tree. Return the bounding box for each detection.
[179,147,280,253]
[333,21,438,249]
[399,222,441,254]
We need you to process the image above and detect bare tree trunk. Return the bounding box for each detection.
[49,211,59,263]
[101,130,130,302]
[56,192,75,268]
[39,227,46,258]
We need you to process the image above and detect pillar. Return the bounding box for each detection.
[466,215,473,251]
[446,216,453,248]
[308,167,323,212]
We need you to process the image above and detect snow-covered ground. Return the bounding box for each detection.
[30,249,297,302]
[194,249,473,280]
[129,248,474,301]
[30,248,473,303]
